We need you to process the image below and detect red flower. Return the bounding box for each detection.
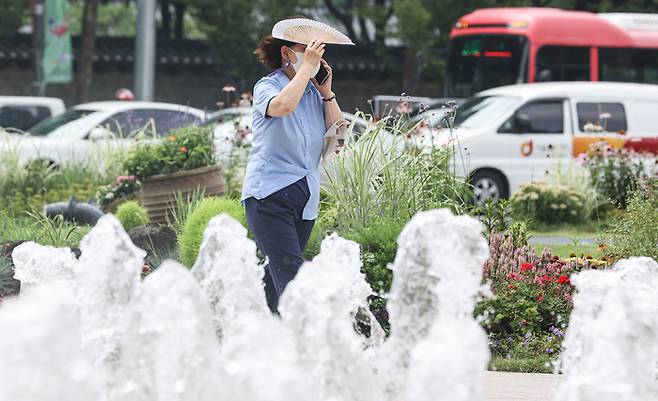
[180,146,188,153]
[507,284,517,290]
[520,262,534,272]
[557,275,571,285]
[537,295,544,302]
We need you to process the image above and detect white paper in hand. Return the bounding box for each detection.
[321,119,349,166]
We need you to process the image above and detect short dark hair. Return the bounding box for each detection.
[254,36,295,70]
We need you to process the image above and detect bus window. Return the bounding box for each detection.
[599,48,658,84]
[445,35,527,98]
[536,46,589,82]
[576,103,627,133]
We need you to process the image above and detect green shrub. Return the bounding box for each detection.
[605,180,658,261]
[341,217,406,332]
[178,197,246,267]
[115,201,150,231]
[123,126,216,181]
[510,182,587,226]
[581,142,654,209]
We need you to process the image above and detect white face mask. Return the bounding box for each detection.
[288,49,320,77]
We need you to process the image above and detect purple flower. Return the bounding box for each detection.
[546,348,554,354]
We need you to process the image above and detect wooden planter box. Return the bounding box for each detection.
[140,164,224,224]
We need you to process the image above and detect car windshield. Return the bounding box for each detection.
[29,109,95,136]
[452,96,521,129]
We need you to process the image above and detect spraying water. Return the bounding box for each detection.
[0,283,99,401]
[112,261,222,401]
[191,214,269,342]
[555,257,658,401]
[12,242,76,289]
[279,233,385,401]
[2,209,654,401]
[382,209,490,400]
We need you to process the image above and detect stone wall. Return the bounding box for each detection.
[0,63,438,114]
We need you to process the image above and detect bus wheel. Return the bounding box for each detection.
[471,170,508,205]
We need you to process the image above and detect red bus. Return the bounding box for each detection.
[445,8,658,98]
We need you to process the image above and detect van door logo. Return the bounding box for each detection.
[521,140,533,157]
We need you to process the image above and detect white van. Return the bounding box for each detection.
[421,82,658,203]
[0,96,65,131]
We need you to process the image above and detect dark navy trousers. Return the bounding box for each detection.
[245,177,315,313]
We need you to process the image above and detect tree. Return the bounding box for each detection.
[75,0,99,103]
[0,0,30,35]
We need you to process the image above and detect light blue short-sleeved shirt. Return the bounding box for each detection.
[241,69,326,220]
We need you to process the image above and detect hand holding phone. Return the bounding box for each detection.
[315,62,330,85]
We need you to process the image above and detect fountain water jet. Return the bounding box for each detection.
[74,215,145,368]
[382,209,490,400]
[555,257,658,401]
[12,242,76,289]
[0,284,99,401]
[191,214,269,342]
[279,233,385,401]
[112,261,222,401]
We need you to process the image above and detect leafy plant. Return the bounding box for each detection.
[580,142,654,209]
[97,175,140,209]
[166,187,207,235]
[550,158,609,219]
[123,125,216,181]
[23,210,90,248]
[115,201,150,231]
[510,182,588,226]
[177,197,246,267]
[323,112,469,230]
[604,180,658,261]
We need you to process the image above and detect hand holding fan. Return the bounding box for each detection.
[272,18,355,46]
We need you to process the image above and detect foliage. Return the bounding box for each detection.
[123,126,216,181]
[341,217,406,332]
[115,201,150,231]
[550,158,609,219]
[477,230,610,363]
[0,256,20,299]
[324,113,469,229]
[0,210,91,249]
[510,182,588,226]
[604,180,658,261]
[97,175,141,209]
[178,197,246,267]
[166,188,207,235]
[580,142,655,209]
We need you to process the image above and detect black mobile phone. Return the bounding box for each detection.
[315,64,330,85]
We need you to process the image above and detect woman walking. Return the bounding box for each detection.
[242,19,351,312]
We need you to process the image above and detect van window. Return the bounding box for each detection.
[536,46,590,82]
[499,100,564,134]
[0,105,52,131]
[576,102,627,133]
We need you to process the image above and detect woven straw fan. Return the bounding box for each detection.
[272,18,355,45]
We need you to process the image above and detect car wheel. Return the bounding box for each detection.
[471,171,508,205]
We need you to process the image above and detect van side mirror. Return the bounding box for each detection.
[88,126,113,140]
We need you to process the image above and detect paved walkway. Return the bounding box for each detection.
[483,372,560,401]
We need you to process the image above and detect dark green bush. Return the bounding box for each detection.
[605,180,658,261]
[115,201,150,231]
[178,197,246,267]
[341,217,406,332]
